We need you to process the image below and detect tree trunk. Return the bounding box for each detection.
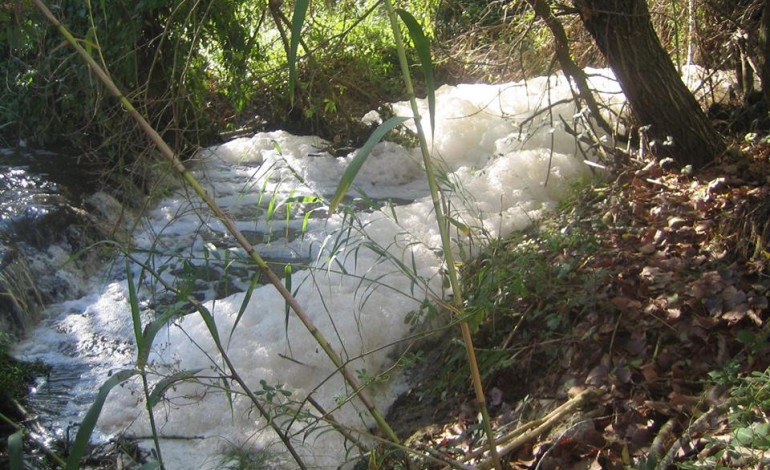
[574,0,725,169]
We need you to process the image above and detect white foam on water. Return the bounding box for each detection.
[13,67,732,468]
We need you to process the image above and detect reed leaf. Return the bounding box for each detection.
[222,376,235,419]
[284,263,293,331]
[447,215,472,237]
[328,116,409,214]
[196,304,227,355]
[8,429,22,470]
[126,262,183,369]
[288,0,310,103]
[384,2,502,466]
[139,309,183,369]
[228,271,261,345]
[148,369,204,408]
[125,259,148,369]
[66,369,138,470]
[396,9,435,139]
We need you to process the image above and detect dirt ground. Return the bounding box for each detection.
[384,145,770,469]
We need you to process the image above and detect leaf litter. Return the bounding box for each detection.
[384,144,770,469]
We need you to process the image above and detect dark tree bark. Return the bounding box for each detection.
[526,0,612,135]
[574,0,725,169]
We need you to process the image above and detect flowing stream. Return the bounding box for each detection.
[8,68,728,468]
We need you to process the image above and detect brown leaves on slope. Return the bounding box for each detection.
[390,148,770,469]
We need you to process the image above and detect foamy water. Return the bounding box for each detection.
[13,68,731,468]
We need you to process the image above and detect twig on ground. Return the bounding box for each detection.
[461,388,603,469]
[655,401,731,470]
[650,417,677,462]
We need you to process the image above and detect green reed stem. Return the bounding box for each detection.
[382,2,503,468]
[125,259,165,467]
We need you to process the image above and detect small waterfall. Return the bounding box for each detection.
[0,149,127,339]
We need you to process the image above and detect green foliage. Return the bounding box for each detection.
[0,0,443,164]
[677,361,770,469]
[409,181,605,398]
[435,0,516,37]
[254,379,292,404]
[433,0,553,81]
[1,0,252,151]
[66,369,139,470]
[461,223,601,339]
[288,0,310,104]
[218,447,273,470]
[0,333,49,402]
[8,429,23,470]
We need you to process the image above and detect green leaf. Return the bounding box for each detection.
[67,369,138,470]
[125,260,147,368]
[8,430,23,470]
[267,194,277,221]
[228,272,261,345]
[288,0,310,103]
[221,376,234,419]
[447,215,472,237]
[734,426,756,446]
[284,263,292,330]
[147,369,203,408]
[735,329,756,345]
[139,308,181,369]
[328,116,409,214]
[396,9,435,139]
[196,304,225,354]
[301,211,312,235]
[84,27,96,56]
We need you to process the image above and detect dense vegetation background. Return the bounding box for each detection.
[2,0,765,163]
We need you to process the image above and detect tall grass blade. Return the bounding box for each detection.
[8,429,23,470]
[447,215,472,237]
[125,259,147,367]
[229,272,261,344]
[396,9,435,139]
[329,116,409,214]
[267,191,277,222]
[285,190,296,238]
[148,369,204,408]
[140,308,184,369]
[284,263,293,331]
[196,304,226,354]
[288,0,310,103]
[66,369,138,470]
[128,256,166,469]
[221,376,235,419]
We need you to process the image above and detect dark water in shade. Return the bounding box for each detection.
[0,148,99,224]
[0,148,103,336]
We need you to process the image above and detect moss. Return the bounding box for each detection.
[0,333,50,410]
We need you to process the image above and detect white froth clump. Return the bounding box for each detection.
[93,71,602,468]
